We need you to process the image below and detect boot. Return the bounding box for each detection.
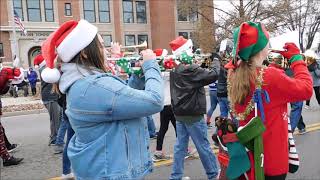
[3,156,24,166]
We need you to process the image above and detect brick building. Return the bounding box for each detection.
[0,0,214,68]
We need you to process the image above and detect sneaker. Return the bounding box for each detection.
[182,177,191,180]
[61,172,74,180]
[48,139,56,146]
[185,148,196,159]
[3,156,24,167]
[7,144,19,153]
[152,151,170,162]
[304,105,310,110]
[54,145,64,154]
[150,134,157,140]
[298,128,307,135]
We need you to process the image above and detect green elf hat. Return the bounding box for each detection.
[232,22,269,65]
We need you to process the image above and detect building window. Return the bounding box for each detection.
[137,35,148,45]
[13,0,24,21]
[125,35,135,46]
[0,43,4,57]
[177,8,187,22]
[123,0,134,23]
[44,0,54,22]
[65,3,72,16]
[98,0,110,23]
[26,0,41,22]
[102,35,112,47]
[178,32,189,39]
[83,0,96,23]
[136,1,146,24]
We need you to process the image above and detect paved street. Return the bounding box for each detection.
[0,95,319,180]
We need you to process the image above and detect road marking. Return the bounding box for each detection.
[48,122,320,180]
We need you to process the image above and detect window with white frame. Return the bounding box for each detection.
[44,0,54,22]
[177,0,198,22]
[13,0,24,21]
[137,35,148,45]
[102,35,112,47]
[26,0,41,22]
[65,3,72,16]
[136,1,146,24]
[125,35,136,46]
[83,0,96,23]
[123,0,134,23]
[0,43,4,57]
[98,0,110,23]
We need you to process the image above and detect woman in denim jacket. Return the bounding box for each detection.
[40,20,164,180]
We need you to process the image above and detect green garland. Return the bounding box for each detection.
[227,67,265,121]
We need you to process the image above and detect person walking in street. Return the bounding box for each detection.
[305,50,320,109]
[27,67,38,96]
[206,53,221,128]
[40,19,163,179]
[217,57,230,118]
[34,54,61,146]
[0,67,23,166]
[226,21,312,179]
[169,36,219,180]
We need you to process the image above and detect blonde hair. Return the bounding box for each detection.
[229,61,257,105]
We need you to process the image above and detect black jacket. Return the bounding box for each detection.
[170,64,219,116]
[216,67,228,97]
[39,66,59,102]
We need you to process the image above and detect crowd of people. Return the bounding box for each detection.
[0,19,320,180]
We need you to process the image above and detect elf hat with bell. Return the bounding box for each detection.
[153,49,168,57]
[232,21,269,65]
[41,19,98,83]
[33,54,46,69]
[169,36,193,56]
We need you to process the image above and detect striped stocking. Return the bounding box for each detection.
[288,118,299,173]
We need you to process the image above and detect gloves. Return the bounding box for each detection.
[279,43,303,64]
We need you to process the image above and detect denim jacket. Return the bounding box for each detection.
[63,60,164,179]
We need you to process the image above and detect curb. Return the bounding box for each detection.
[2,109,47,117]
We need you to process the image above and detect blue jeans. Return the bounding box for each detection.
[218,97,230,118]
[147,116,157,137]
[170,118,219,180]
[290,102,305,131]
[207,91,218,120]
[63,114,75,175]
[55,111,67,146]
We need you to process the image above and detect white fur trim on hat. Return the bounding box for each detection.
[41,67,61,83]
[162,49,168,57]
[172,39,193,56]
[57,20,98,63]
[304,49,317,59]
[38,60,46,69]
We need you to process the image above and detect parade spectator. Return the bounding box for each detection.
[34,54,61,146]
[169,36,219,180]
[305,50,320,109]
[206,53,221,128]
[226,21,312,179]
[0,67,23,166]
[27,67,38,95]
[217,57,230,118]
[40,20,163,179]
[10,67,28,97]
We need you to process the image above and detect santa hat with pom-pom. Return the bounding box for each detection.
[33,54,46,69]
[153,49,168,57]
[41,19,98,83]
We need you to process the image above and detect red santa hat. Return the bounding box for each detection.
[33,54,46,69]
[41,19,98,83]
[153,49,168,57]
[169,36,193,55]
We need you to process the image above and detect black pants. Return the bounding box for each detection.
[156,105,176,151]
[306,86,320,106]
[265,174,287,180]
[31,87,37,95]
[1,126,12,148]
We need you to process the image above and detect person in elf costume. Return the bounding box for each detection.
[169,36,220,180]
[223,21,313,180]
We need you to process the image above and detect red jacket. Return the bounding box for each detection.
[235,61,313,176]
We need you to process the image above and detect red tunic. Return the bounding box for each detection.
[235,61,313,176]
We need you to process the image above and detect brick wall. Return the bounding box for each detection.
[0,32,12,63]
[57,0,81,24]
